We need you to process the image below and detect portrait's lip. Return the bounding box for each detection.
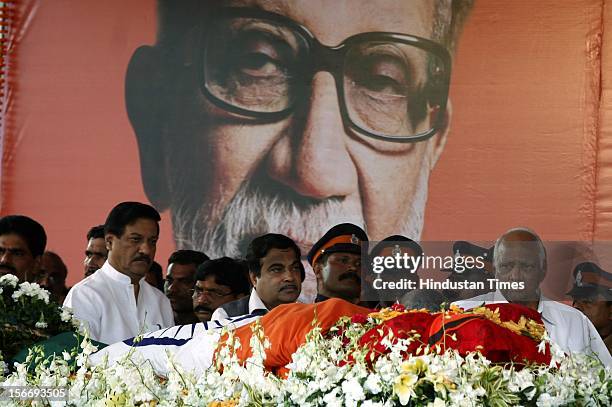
[280,285,298,292]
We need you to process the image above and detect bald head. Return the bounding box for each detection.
[494,228,547,273]
[493,228,547,303]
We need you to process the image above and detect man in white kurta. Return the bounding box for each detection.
[453,227,611,367]
[63,201,174,344]
[64,260,174,344]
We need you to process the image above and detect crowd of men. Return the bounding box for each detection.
[0,201,610,365]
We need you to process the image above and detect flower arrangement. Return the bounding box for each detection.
[0,274,77,363]
[0,302,610,406]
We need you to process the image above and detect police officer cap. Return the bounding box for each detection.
[567,262,612,300]
[307,223,368,266]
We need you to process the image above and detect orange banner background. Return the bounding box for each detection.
[2,0,612,286]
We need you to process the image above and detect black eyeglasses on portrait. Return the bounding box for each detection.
[197,7,451,143]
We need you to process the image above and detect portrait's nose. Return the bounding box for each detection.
[267,72,358,199]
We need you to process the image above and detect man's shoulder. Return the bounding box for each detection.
[220,295,251,317]
[66,270,108,297]
[140,282,172,306]
[140,281,167,299]
[541,299,587,322]
[63,272,107,315]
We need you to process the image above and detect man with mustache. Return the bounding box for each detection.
[0,215,46,282]
[308,223,368,304]
[165,249,209,324]
[193,257,250,322]
[63,202,174,344]
[83,224,107,277]
[211,234,303,319]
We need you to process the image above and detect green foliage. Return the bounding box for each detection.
[0,275,76,362]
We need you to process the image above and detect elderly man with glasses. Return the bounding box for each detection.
[126,1,473,294]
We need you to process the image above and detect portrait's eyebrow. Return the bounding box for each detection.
[358,43,426,79]
[226,0,292,16]
[226,19,301,54]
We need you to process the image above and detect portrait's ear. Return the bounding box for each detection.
[429,101,452,170]
[126,45,170,210]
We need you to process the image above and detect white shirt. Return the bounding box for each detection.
[210,288,269,321]
[63,261,174,344]
[454,290,612,366]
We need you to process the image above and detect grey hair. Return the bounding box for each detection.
[156,1,475,52]
[433,0,474,52]
[493,227,547,272]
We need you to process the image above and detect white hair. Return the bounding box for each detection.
[170,164,430,259]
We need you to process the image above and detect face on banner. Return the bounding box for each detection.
[127,0,471,256]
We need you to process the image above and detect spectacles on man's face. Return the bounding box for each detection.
[191,286,233,299]
[198,7,451,143]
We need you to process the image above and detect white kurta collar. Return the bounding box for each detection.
[249,288,270,313]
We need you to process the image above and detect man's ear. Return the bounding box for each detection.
[313,261,323,281]
[249,271,258,288]
[429,101,452,170]
[126,45,170,210]
[32,255,42,280]
[105,235,114,252]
